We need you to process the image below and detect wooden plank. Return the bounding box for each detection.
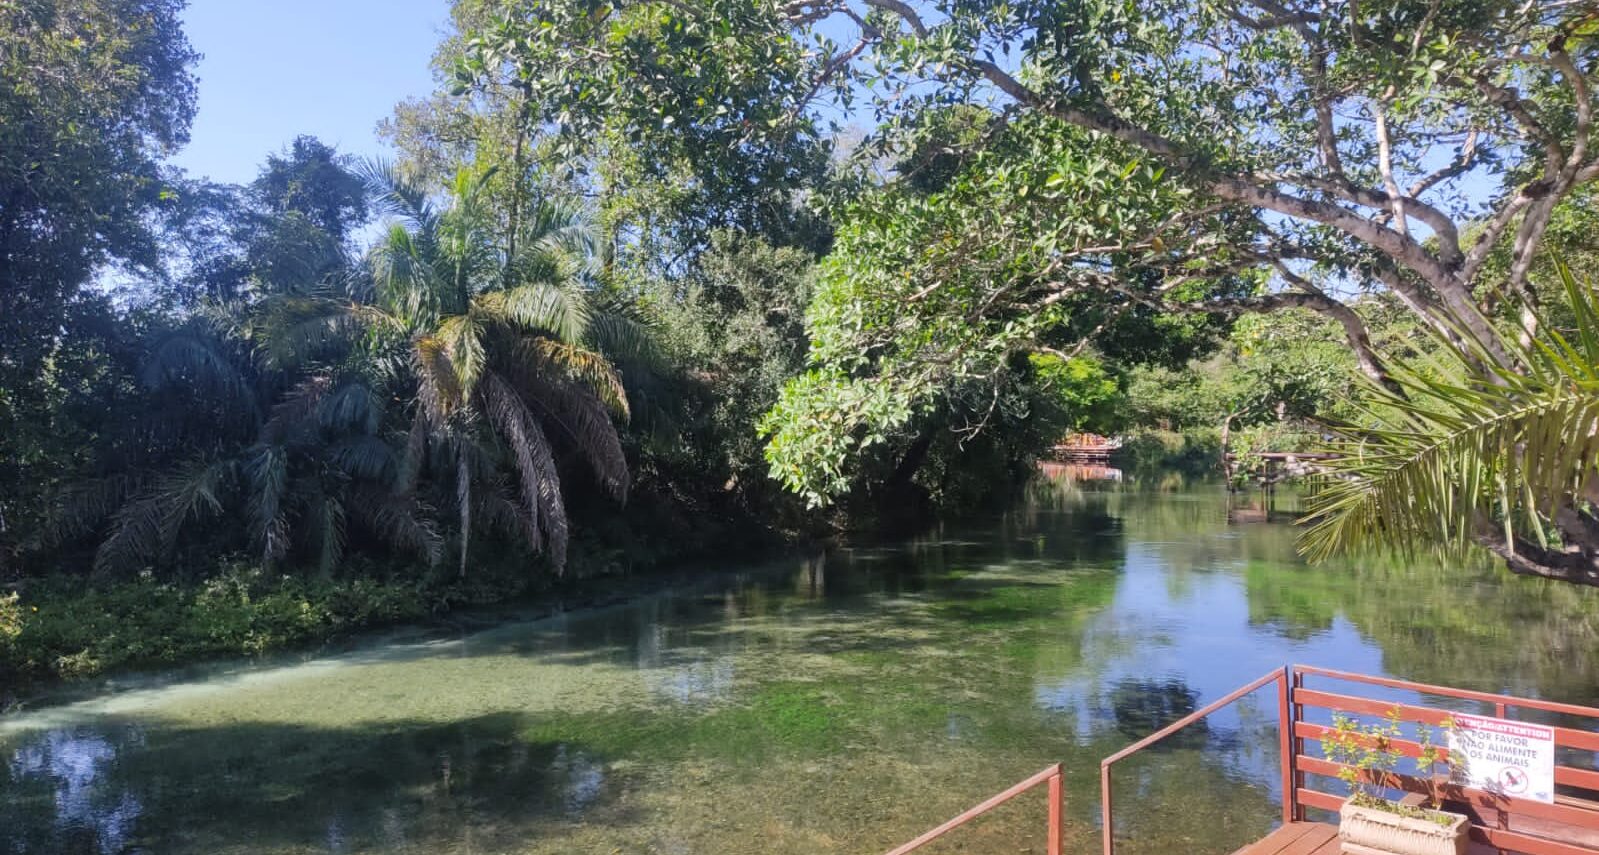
[1295,688,1599,752]
[1471,824,1599,855]
[1298,787,1346,813]
[1295,754,1599,830]
[1231,822,1320,855]
[1296,666,1599,719]
[1562,768,1599,793]
[1275,822,1338,855]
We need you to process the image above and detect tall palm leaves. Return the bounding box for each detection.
[66,165,630,577]
[1301,265,1599,586]
[356,163,635,574]
[59,313,441,574]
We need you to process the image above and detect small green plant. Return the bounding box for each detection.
[0,591,22,650]
[1325,708,1461,821]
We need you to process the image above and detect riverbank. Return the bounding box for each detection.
[0,521,809,706]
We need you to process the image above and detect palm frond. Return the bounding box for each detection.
[348,487,443,567]
[142,328,256,415]
[260,376,333,445]
[327,435,396,481]
[516,195,597,275]
[243,445,290,561]
[1301,263,1599,566]
[480,371,569,572]
[584,309,663,369]
[95,458,235,573]
[515,337,630,421]
[369,223,443,325]
[412,335,464,422]
[475,281,590,344]
[358,157,436,226]
[479,480,539,553]
[318,382,384,435]
[253,297,370,370]
[520,373,630,502]
[437,313,487,398]
[51,472,148,543]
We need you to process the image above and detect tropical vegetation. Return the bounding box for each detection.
[3,0,1599,686]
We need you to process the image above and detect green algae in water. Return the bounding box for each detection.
[6,484,1599,854]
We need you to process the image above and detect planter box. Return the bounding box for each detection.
[1339,800,1470,855]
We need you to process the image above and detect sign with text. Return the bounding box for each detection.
[1448,713,1556,803]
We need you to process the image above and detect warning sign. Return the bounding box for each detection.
[1448,713,1556,803]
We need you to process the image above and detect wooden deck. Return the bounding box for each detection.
[1231,822,1339,855]
[1233,821,1518,855]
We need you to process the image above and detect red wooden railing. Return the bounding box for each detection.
[1100,667,1295,855]
[881,763,1066,855]
[883,665,1599,855]
[1291,665,1599,855]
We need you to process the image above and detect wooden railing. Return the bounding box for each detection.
[1099,667,1294,855]
[1291,665,1599,855]
[880,665,1599,855]
[881,763,1066,855]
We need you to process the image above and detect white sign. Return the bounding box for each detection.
[1448,713,1556,803]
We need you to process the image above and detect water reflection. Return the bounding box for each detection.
[4,482,1599,854]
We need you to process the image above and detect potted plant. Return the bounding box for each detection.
[1324,708,1470,855]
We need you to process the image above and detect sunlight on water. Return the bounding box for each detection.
[5,477,1599,854]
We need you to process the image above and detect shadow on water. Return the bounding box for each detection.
[1107,678,1207,747]
[0,713,633,854]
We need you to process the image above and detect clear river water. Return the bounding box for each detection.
[5,473,1599,855]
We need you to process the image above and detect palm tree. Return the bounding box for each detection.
[333,163,636,574]
[1300,264,1599,587]
[64,166,634,578]
[58,305,443,575]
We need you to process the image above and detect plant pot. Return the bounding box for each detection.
[1338,799,1470,855]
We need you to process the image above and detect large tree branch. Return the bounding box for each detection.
[1475,529,1599,587]
[1269,262,1395,390]
[1373,100,1410,238]
[1505,45,1595,299]
[1459,72,1564,165]
[937,48,1481,314]
[1137,283,1394,391]
[1267,170,1465,266]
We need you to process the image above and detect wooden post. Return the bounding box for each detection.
[1048,768,1064,855]
[1101,763,1114,855]
[1278,666,1295,825]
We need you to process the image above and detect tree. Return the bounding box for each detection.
[647,232,818,503]
[463,0,1599,574]
[55,306,443,576]
[412,0,836,274]
[0,0,198,568]
[307,164,637,573]
[455,0,1596,373]
[759,111,1247,504]
[155,137,371,305]
[253,136,371,248]
[1303,264,1599,587]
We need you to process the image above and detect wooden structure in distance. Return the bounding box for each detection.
[1050,433,1122,461]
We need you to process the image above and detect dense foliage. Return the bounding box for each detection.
[0,0,198,571]
[3,0,1599,686]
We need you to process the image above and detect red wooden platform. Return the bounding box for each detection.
[882,665,1599,855]
[1230,822,1339,855]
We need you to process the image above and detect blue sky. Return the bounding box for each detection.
[171,0,450,185]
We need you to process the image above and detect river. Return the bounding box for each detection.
[4,474,1599,854]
